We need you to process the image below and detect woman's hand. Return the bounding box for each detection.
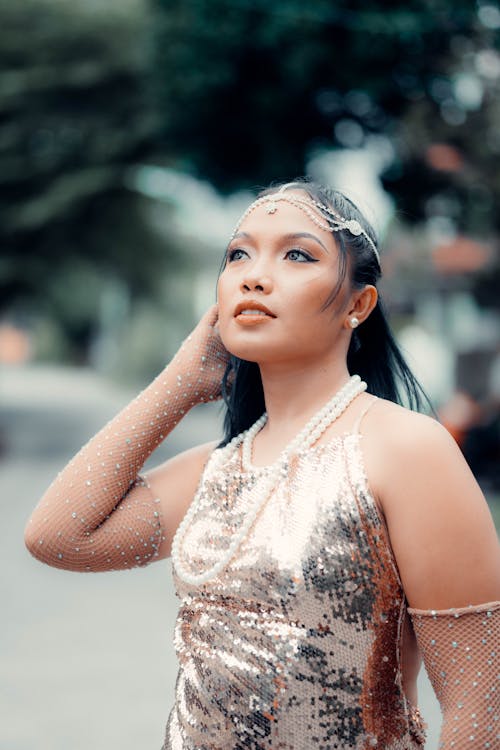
[171,304,230,404]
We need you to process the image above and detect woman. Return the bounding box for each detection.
[25,180,499,749]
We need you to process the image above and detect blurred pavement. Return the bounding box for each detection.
[1,364,441,749]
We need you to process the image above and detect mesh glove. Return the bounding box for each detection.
[24,305,228,572]
[408,601,499,749]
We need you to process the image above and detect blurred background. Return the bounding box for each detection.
[1,1,499,748]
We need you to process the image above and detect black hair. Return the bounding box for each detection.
[218,178,435,446]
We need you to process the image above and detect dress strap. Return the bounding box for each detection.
[352,395,378,435]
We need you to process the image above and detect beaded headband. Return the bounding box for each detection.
[231,183,381,267]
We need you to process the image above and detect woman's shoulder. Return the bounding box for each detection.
[363,397,500,610]
[361,396,462,507]
[365,396,450,451]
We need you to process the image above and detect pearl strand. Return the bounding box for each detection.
[241,374,365,471]
[172,374,367,586]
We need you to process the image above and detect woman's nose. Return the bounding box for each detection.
[240,273,273,293]
[238,252,274,293]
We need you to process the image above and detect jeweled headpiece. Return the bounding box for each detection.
[231,183,381,267]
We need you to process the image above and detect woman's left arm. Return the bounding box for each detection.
[377,413,500,750]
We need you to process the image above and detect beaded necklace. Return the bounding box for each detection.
[171,374,367,585]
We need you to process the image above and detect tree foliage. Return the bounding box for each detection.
[2,0,500,362]
[0,0,169,355]
[153,0,500,235]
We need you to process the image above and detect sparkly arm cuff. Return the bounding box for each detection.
[408,601,500,749]
[24,311,227,572]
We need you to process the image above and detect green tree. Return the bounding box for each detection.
[0,0,174,359]
[153,0,500,237]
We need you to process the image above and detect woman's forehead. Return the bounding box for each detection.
[231,185,381,267]
[236,190,336,241]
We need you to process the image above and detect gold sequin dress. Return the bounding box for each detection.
[24,348,499,750]
[166,397,428,749]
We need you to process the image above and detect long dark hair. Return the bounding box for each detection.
[218,178,434,446]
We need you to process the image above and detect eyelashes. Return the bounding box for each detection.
[227,248,247,262]
[226,248,318,263]
[286,249,318,263]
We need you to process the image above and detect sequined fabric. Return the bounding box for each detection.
[165,429,427,749]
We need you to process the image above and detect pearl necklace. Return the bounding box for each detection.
[171,374,367,585]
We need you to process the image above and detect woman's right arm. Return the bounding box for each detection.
[23,305,229,572]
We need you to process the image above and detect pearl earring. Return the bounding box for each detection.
[349,317,360,329]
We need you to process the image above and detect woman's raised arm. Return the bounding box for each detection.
[23,305,229,573]
[375,410,500,749]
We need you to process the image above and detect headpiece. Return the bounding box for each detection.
[231,183,381,267]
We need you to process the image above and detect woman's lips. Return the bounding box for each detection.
[235,310,274,326]
[234,302,276,326]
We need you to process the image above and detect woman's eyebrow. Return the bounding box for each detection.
[283,232,329,252]
[230,231,329,252]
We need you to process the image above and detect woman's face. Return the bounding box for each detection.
[217,191,353,365]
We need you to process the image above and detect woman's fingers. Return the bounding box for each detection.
[201,303,219,329]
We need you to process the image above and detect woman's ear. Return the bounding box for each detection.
[345,285,378,327]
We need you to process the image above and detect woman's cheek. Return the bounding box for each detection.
[216,274,232,312]
[216,292,233,339]
[217,316,232,351]
[216,311,246,359]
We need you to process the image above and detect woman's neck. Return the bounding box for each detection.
[258,356,352,436]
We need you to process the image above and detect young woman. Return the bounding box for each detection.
[25,180,499,749]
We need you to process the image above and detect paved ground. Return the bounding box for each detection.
[1,363,442,749]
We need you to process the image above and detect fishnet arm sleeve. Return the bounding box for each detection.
[25,466,164,572]
[24,308,227,572]
[408,601,500,749]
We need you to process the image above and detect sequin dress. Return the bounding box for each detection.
[165,396,428,749]
[24,354,499,750]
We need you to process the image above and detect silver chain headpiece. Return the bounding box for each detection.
[231,183,381,267]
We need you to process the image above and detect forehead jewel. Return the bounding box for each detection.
[230,185,381,267]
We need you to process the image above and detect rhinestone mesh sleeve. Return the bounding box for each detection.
[24,307,228,572]
[408,601,499,749]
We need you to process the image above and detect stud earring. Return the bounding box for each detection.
[349,317,360,329]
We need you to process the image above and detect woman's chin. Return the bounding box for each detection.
[220,323,293,364]
[227,346,287,366]
[225,346,262,363]
[221,336,275,363]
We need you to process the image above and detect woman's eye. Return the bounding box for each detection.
[226,247,317,263]
[227,248,248,262]
[286,249,316,262]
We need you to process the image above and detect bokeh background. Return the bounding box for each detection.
[2,1,499,748]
